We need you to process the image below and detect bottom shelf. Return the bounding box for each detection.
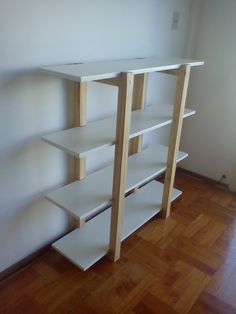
[52,180,181,271]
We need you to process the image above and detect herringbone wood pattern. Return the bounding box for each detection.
[1,172,236,313]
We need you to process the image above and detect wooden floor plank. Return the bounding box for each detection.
[183,214,210,238]
[190,219,227,249]
[1,172,236,314]
[189,292,236,314]
[215,267,236,309]
[188,198,236,224]
[149,260,210,314]
[167,235,221,275]
[138,217,178,244]
[83,261,156,313]
[210,188,236,209]
[133,293,178,314]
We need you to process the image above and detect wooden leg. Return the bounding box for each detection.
[129,73,148,156]
[108,72,134,262]
[129,74,148,192]
[75,217,85,228]
[161,65,191,218]
[72,81,87,181]
[74,156,86,181]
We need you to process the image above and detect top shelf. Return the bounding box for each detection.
[41,57,204,82]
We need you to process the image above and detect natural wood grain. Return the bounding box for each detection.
[2,172,236,314]
[74,155,86,182]
[205,254,236,297]
[83,261,155,313]
[189,292,236,314]
[149,260,210,313]
[183,214,211,238]
[72,81,87,181]
[190,219,227,249]
[161,65,191,218]
[215,266,236,309]
[129,73,148,156]
[138,216,178,245]
[133,293,178,314]
[109,72,134,261]
[188,198,236,225]
[168,236,221,275]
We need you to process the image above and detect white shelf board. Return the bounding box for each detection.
[46,144,187,223]
[52,180,182,271]
[41,57,204,82]
[42,104,195,158]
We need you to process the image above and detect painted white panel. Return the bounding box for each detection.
[46,145,187,223]
[41,57,203,82]
[42,105,195,157]
[53,180,182,271]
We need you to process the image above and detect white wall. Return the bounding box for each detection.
[0,0,192,272]
[181,0,236,184]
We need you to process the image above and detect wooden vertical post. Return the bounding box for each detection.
[73,81,87,180]
[109,72,134,262]
[161,65,191,218]
[129,73,148,155]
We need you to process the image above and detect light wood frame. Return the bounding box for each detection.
[71,82,87,228]
[70,64,191,256]
[72,82,87,181]
[108,72,134,261]
[161,64,191,218]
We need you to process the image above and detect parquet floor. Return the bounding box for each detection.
[1,172,236,313]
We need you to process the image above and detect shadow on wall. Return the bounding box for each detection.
[0,72,74,271]
[0,196,70,271]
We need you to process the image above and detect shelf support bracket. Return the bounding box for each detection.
[160,64,191,218]
[158,69,179,76]
[108,72,134,262]
[95,77,120,86]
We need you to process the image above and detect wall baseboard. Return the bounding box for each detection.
[177,167,229,189]
[0,244,50,282]
[0,227,75,282]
